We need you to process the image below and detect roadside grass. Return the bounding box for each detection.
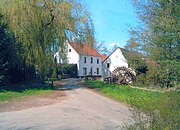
[0,89,53,102]
[84,80,180,129]
[0,83,57,102]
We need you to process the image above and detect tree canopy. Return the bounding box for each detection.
[0,0,95,80]
[0,14,36,86]
[126,0,180,87]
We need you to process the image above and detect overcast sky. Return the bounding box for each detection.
[83,0,137,49]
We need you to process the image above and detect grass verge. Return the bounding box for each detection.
[0,89,53,102]
[84,80,180,129]
[0,84,55,102]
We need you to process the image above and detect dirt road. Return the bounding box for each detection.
[0,78,131,130]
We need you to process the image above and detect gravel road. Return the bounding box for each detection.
[0,78,131,130]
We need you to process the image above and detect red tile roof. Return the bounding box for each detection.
[69,42,101,57]
[100,54,107,62]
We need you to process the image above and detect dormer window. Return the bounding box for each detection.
[69,49,71,52]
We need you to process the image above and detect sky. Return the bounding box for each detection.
[82,0,138,49]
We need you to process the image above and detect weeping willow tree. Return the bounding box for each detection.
[0,0,95,81]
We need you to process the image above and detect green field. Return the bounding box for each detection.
[84,80,180,129]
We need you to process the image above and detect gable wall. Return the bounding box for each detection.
[102,48,128,78]
[109,48,128,71]
[67,43,80,64]
[55,42,104,77]
[66,43,80,76]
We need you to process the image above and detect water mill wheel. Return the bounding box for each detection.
[104,67,136,85]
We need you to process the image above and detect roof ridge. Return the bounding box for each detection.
[68,42,101,57]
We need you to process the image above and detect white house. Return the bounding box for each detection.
[55,42,103,77]
[102,47,128,78]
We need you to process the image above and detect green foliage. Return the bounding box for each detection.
[0,75,55,105]
[45,78,59,83]
[158,60,180,88]
[47,63,77,79]
[52,57,58,78]
[84,80,180,129]
[0,14,37,86]
[0,0,95,81]
[123,95,180,130]
[52,68,57,79]
[58,64,77,78]
[0,14,14,84]
[125,0,180,88]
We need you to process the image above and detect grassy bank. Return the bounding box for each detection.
[0,82,57,102]
[0,89,53,102]
[84,80,180,129]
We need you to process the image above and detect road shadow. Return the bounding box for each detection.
[54,78,84,91]
[0,82,56,93]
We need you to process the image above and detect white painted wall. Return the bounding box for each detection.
[55,42,80,65]
[54,51,60,63]
[54,42,103,77]
[102,48,128,78]
[66,43,79,64]
[66,43,80,76]
[54,43,68,64]
[78,55,102,77]
[102,59,111,78]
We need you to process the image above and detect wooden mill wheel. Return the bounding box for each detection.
[111,67,136,85]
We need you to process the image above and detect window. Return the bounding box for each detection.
[84,57,86,63]
[97,58,99,64]
[97,68,99,75]
[107,63,110,68]
[91,57,93,63]
[69,49,71,52]
[83,67,87,75]
[90,68,93,75]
